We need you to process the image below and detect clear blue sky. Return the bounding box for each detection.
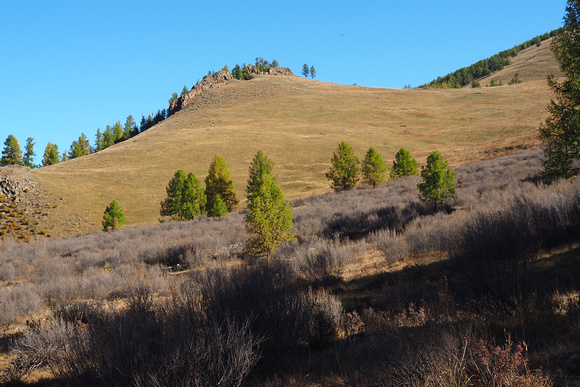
[0,1,567,165]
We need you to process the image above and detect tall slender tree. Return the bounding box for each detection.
[540,0,580,178]
[205,155,239,218]
[302,64,310,78]
[1,135,23,166]
[244,151,295,257]
[310,65,316,79]
[23,137,36,168]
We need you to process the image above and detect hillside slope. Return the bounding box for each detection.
[30,50,556,236]
[475,37,562,86]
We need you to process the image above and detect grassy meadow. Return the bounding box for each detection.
[29,38,560,236]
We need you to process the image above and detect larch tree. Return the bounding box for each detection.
[390,148,419,180]
[539,0,580,178]
[244,151,295,257]
[361,147,387,187]
[1,135,23,166]
[417,150,456,204]
[42,143,60,166]
[68,133,92,159]
[160,170,206,221]
[205,155,239,218]
[326,141,359,191]
[102,200,127,232]
[302,64,310,78]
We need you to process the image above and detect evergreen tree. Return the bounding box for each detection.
[160,170,206,220]
[169,92,178,104]
[390,148,419,179]
[95,128,104,152]
[540,0,580,178]
[326,141,359,191]
[271,59,279,68]
[302,64,310,78]
[417,151,456,204]
[102,126,115,149]
[23,137,36,168]
[102,200,126,232]
[1,135,23,166]
[361,147,387,187]
[112,121,124,143]
[68,133,92,159]
[244,151,295,257]
[181,86,189,96]
[205,155,239,218]
[124,115,138,139]
[42,143,60,166]
[310,65,316,79]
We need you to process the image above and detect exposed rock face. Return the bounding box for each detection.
[168,70,233,116]
[167,67,295,116]
[0,165,35,201]
[268,67,294,76]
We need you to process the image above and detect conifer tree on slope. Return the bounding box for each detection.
[390,148,419,180]
[23,137,36,168]
[540,0,580,178]
[361,147,387,187]
[205,155,239,218]
[160,170,206,220]
[326,141,359,191]
[244,151,295,257]
[1,135,23,166]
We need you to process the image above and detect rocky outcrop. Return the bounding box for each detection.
[167,67,295,116]
[168,70,233,116]
[268,67,294,76]
[0,165,35,201]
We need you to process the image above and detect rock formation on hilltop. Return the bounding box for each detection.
[167,67,294,116]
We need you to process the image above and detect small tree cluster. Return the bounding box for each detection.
[68,133,92,160]
[160,170,206,221]
[160,156,238,221]
[301,64,316,79]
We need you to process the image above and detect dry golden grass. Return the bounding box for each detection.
[31,48,557,236]
[476,37,562,85]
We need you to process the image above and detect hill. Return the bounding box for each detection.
[25,44,557,236]
[474,37,562,86]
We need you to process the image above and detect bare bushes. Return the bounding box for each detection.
[0,284,44,326]
[193,260,344,364]
[14,291,262,387]
[275,236,365,283]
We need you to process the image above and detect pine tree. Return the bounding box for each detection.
[417,151,455,204]
[95,129,104,152]
[326,141,359,191]
[181,86,189,96]
[23,137,36,168]
[205,155,239,218]
[1,135,23,166]
[112,122,124,143]
[124,115,137,139]
[244,151,295,257]
[310,65,316,79]
[302,64,310,78]
[361,147,387,187]
[539,0,580,178]
[390,148,419,179]
[68,133,92,159]
[160,170,206,220]
[102,200,126,231]
[42,143,60,166]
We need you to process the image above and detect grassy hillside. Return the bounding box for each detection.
[29,44,557,236]
[475,37,562,86]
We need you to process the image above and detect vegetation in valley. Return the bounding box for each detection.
[1,148,580,385]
